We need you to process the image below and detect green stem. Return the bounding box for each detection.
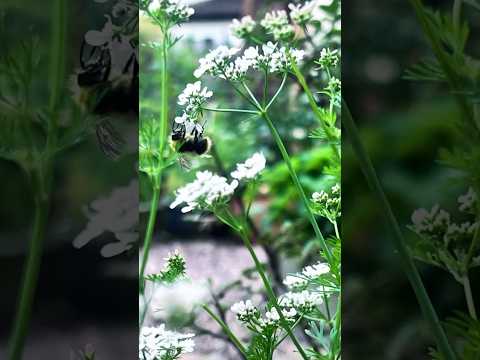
[8,198,49,360]
[290,60,340,162]
[453,0,463,35]
[237,229,310,360]
[202,107,259,115]
[342,100,457,360]
[139,28,169,293]
[261,111,334,265]
[462,275,477,320]
[203,305,248,358]
[139,186,160,293]
[8,1,66,358]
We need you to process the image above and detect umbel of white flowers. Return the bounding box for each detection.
[147,0,195,25]
[139,325,195,360]
[192,43,305,80]
[170,153,266,213]
[283,261,331,289]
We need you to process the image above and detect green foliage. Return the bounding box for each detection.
[145,251,187,284]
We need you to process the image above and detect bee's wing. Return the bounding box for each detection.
[95,118,125,160]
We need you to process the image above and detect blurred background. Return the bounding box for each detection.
[343,0,479,359]
[140,0,340,359]
[0,0,138,358]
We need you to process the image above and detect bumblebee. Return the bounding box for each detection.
[171,121,212,156]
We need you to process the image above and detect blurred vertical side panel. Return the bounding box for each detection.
[0,1,138,359]
[343,0,479,359]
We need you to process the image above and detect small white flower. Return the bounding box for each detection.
[280,290,321,312]
[148,0,195,24]
[302,262,330,278]
[318,48,340,69]
[231,152,266,181]
[170,171,239,213]
[231,300,258,321]
[194,46,240,79]
[177,81,213,119]
[288,1,317,25]
[231,15,256,39]
[283,274,308,289]
[260,10,294,41]
[458,187,477,213]
[263,307,297,326]
[140,325,195,360]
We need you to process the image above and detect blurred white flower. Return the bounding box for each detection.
[458,187,477,213]
[231,299,258,321]
[140,325,195,360]
[280,290,321,312]
[302,262,330,278]
[231,152,266,181]
[148,0,195,24]
[260,10,294,41]
[231,15,256,39]
[73,180,138,258]
[289,1,317,26]
[151,280,209,320]
[283,274,308,289]
[170,171,239,213]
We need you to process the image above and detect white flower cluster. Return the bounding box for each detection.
[411,205,450,240]
[312,184,341,221]
[170,153,267,213]
[280,290,321,312]
[148,0,194,24]
[318,48,340,69]
[260,10,295,41]
[194,43,305,81]
[231,152,266,180]
[283,261,331,289]
[193,46,240,79]
[288,1,317,26]
[140,325,195,360]
[230,15,256,39]
[262,307,297,326]
[177,81,213,121]
[458,187,477,213]
[230,300,259,322]
[409,188,480,277]
[170,171,239,213]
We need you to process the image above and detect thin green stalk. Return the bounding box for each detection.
[452,0,463,35]
[202,107,259,115]
[139,186,161,293]
[290,61,340,161]
[462,275,477,320]
[8,198,49,360]
[261,111,334,265]
[203,305,248,358]
[8,1,66,358]
[139,30,169,292]
[342,100,457,360]
[265,74,287,111]
[237,228,310,360]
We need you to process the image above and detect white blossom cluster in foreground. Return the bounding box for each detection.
[176,81,213,122]
[170,153,266,213]
[139,325,195,360]
[169,171,239,213]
